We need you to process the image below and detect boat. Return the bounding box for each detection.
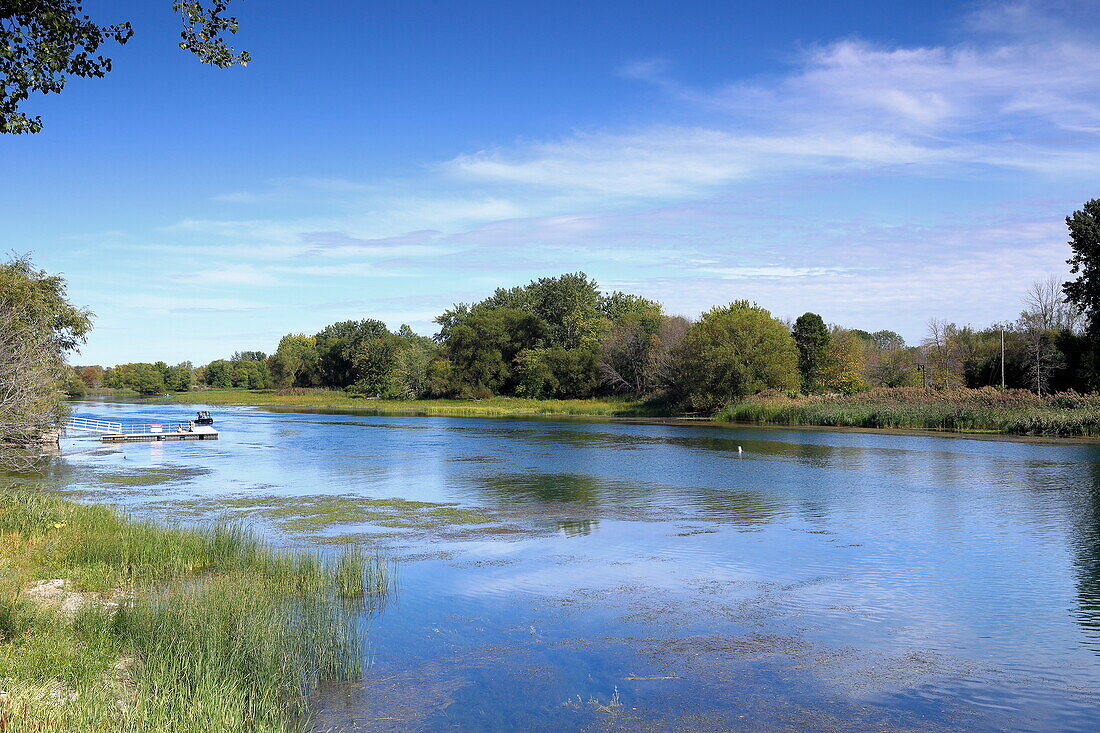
[194,411,214,425]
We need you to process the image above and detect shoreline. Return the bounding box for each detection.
[69,391,1100,446]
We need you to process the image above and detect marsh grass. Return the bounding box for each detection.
[150,388,668,418]
[720,387,1100,437]
[0,490,388,732]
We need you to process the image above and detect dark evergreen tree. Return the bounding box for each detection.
[792,313,830,393]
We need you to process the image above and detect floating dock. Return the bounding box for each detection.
[101,426,219,443]
[65,417,219,443]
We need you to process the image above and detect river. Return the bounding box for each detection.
[39,399,1100,731]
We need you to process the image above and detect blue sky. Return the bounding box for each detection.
[4,0,1099,365]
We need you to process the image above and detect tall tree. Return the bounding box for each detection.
[269,334,317,389]
[599,313,662,395]
[203,359,233,388]
[1018,279,1077,395]
[1027,275,1083,332]
[0,255,91,469]
[437,272,608,351]
[313,319,390,389]
[819,328,867,394]
[792,313,829,393]
[646,316,690,398]
[2,1,249,133]
[922,318,965,388]
[445,308,546,395]
[676,302,799,410]
[1065,199,1100,337]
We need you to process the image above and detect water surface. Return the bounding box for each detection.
[41,400,1100,731]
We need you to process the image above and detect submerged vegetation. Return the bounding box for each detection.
[721,387,1100,437]
[136,492,523,546]
[0,489,386,731]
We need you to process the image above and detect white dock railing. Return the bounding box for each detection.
[64,417,123,434]
[64,417,196,435]
[118,422,195,435]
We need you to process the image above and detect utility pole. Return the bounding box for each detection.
[1000,327,1005,389]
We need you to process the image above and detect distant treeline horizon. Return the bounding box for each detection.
[69,264,1095,410]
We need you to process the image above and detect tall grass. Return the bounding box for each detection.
[151,388,669,418]
[719,387,1100,437]
[0,490,388,732]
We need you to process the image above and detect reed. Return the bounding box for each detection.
[719,387,1100,437]
[0,490,387,732]
[153,388,669,418]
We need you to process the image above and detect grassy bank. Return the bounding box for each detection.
[719,387,1100,437]
[148,388,667,418]
[80,386,1100,438]
[0,490,386,732]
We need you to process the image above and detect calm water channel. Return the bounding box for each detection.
[37,400,1100,731]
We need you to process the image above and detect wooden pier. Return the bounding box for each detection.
[65,417,219,443]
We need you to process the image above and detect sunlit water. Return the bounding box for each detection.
[35,400,1100,731]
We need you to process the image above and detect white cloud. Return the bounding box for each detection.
[701,266,858,279]
[444,128,954,198]
[443,3,1100,199]
[187,265,280,287]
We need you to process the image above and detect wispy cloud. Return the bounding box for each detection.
[445,2,1100,200]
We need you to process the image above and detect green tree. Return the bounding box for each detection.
[348,333,402,397]
[519,272,603,349]
[269,334,317,388]
[863,333,922,387]
[792,313,829,393]
[1,255,91,464]
[165,362,193,392]
[676,302,799,410]
[313,319,391,389]
[0,254,92,353]
[204,359,233,388]
[1065,199,1100,337]
[390,326,438,399]
[232,360,270,390]
[516,347,599,399]
[922,319,967,388]
[2,1,249,134]
[598,292,663,332]
[438,272,608,350]
[114,363,166,395]
[62,367,86,396]
[426,358,456,398]
[445,308,546,395]
[819,328,867,394]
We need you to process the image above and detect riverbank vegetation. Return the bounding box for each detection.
[0,255,92,471]
[156,389,665,417]
[721,388,1100,436]
[0,489,384,731]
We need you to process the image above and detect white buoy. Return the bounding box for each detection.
[738,445,743,456]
